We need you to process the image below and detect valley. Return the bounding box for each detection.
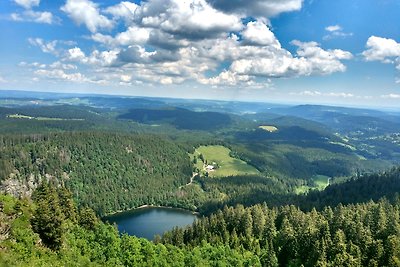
[1,91,400,266]
[2,0,399,265]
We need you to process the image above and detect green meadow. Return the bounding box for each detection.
[192,145,260,177]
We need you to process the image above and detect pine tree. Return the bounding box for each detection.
[31,182,64,250]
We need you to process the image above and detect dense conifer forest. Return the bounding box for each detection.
[1,97,400,266]
[2,169,400,266]
[0,132,192,215]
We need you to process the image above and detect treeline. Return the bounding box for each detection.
[228,142,357,180]
[118,107,232,131]
[0,132,192,215]
[301,167,400,210]
[196,167,400,215]
[0,184,260,266]
[197,175,293,214]
[163,199,400,266]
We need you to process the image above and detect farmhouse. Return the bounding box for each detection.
[205,165,215,171]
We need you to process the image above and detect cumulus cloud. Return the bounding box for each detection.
[11,10,56,24]
[242,21,280,47]
[325,25,341,32]
[104,1,138,23]
[134,0,242,40]
[207,0,303,18]
[61,0,114,33]
[292,90,354,98]
[18,61,46,68]
[323,25,353,40]
[200,70,251,86]
[12,0,58,24]
[222,40,352,79]
[49,61,77,70]
[92,26,150,47]
[66,47,88,62]
[27,0,353,87]
[34,69,88,83]
[362,36,400,82]
[14,0,40,9]
[64,47,120,67]
[28,38,58,54]
[362,36,400,62]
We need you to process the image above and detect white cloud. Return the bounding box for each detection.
[66,47,88,63]
[61,0,114,33]
[49,61,77,70]
[120,74,132,82]
[18,61,46,68]
[323,24,352,40]
[381,93,400,99]
[92,26,150,47]
[325,25,341,32]
[0,75,7,83]
[28,38,58,54]
[200,70,251,86]
[134,0,242,40]
[242,21,280,47]
[64,47,120,67]
[104,1,138,22]
[207,0,303,18]
[14,0,40,9]
[225,40,352,79]
[35,69,88,83]
[292,90,355,98]
[362,36,400,62]
[11,10,56,24]
[325,92,354,98]
[362,36,400,83]
[24,0,353,88]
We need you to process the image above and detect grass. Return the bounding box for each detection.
[259,125,278,132]
[295,175,330,194]
[312,175,330,190]
[192,145,260,177]
[7,114,84,121]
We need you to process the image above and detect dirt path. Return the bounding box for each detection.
[179,172,198,189]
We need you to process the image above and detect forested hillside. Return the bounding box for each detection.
[0,184,259,266]
[198,167,400,215]
[118,107,232,130]
[163,199,400,266]
[0,132,192,215]
[2,179,400,266]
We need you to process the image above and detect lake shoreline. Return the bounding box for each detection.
[104,204,200,218]
[104,206,199,240]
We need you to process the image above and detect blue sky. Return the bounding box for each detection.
[1,0,400,108]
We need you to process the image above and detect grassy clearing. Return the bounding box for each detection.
[295,175,330,194]
[7,114,84,121]
[312,175,330,190]
[192,145,260,177]
[259,125,278,132]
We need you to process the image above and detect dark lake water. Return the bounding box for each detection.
[105,207,198,240]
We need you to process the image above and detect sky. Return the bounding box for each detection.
[0,0,400,108]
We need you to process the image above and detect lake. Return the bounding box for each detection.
[105,207,198,240]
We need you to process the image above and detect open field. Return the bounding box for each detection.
[312,175,330,190]
[259,125,278,132]
[7,114,84,121]
[192,145,260,177]
[295,175,330,194]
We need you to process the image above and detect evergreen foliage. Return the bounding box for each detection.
[0,132,192,215]
[163,199,400,266]
[0,187,260,266]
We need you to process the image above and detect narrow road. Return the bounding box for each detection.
[179,172,198,189]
